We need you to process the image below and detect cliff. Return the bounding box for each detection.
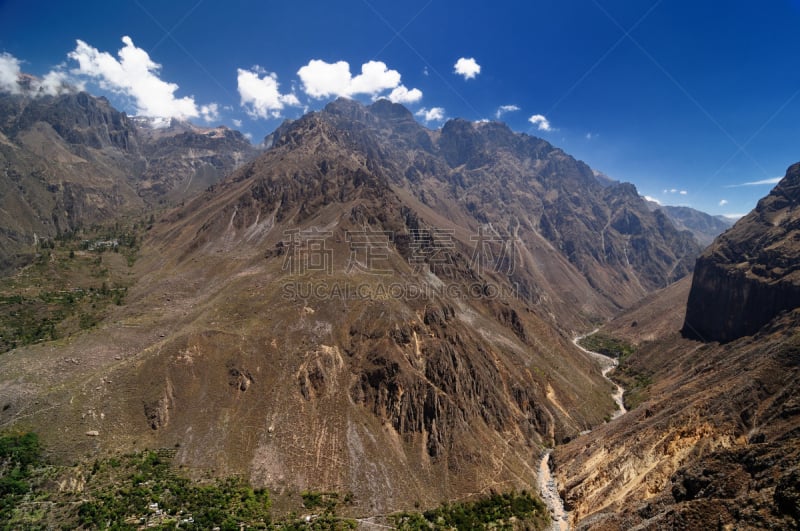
[683,162,800,342]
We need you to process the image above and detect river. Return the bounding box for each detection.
[536,329,627,530]
[572,329,626,418]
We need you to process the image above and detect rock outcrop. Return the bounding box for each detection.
[683,162,800,342]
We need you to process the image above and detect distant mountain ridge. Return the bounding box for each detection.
[0,90,259,272]
[644,200,734,247]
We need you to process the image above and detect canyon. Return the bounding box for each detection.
[0,90,797,528]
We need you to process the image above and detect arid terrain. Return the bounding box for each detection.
[0,91,797,529]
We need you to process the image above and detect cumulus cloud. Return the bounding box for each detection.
[663,188,687,195]
[387,85,422,104]
[644,195,661,205]
[0,52,74,96]
[725,176,782,187]
[679,190,688,195]
[37,69,75,96]
[495,104,520,119]
[454,57,481,80]
[298,59,418,100]
[719,199,728,206]
[236,66,300,119]
[68,36,212,119]
[199,103,219,123]
[0,53,23,94]
[585,132,595,140]
[232,119,242,128]
[528,114,552,131]
[415,107,445,122]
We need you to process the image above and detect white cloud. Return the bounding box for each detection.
[585,132,595,140]
[0,52,74,96]
[237,67,299,119]
[722,213,745,220]
[415,107,445,122]
[495,104,520,119]
[719,199,728,206]
[725,176,782,187]
[644,195,661,205]
[528,114,552,131]
[350,61,401,95]
[199,103,219,123]
[297,59,409,99]
[454,57,481,80]
[0,53,24,94]
[232,119,242,128]
[68,36,212,119]
[387,85,422,104]
[37,69,74,96]
[679,190,688,195]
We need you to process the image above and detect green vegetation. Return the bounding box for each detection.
[613,369,653,410]
[77,451,272,529]
[580,333,651,409]
[578,333,635,360]
[0,432,43,524]
[0,433,549,530]
[300,490,344,512]
[0,286,128,351]
[0,440,357,530]
[0,219,148,353]
[393,491,550,530]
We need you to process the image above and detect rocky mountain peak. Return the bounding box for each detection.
[368,98,415,121]
[11,91,140,152]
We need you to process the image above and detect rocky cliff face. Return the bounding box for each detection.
[683,162,800,342]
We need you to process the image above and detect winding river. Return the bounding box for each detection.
[536,329,627,530]
[573,329,626,418]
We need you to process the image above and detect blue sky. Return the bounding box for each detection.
[2,0,800,217]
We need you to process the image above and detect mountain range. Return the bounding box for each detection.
[0,91,259,272]
[644,200,734,247]
[0,89,797,527]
